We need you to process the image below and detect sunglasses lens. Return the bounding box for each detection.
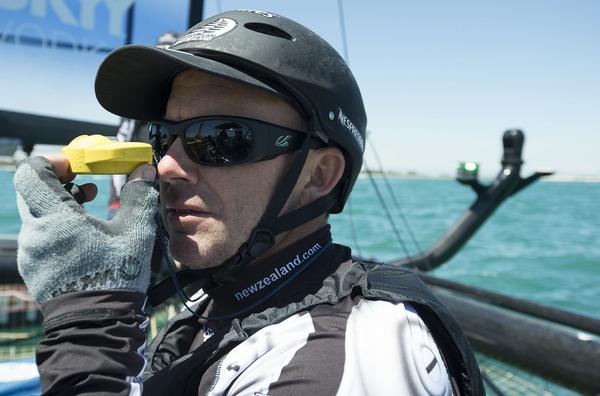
[149,125,171,158]
[184,120,253,165]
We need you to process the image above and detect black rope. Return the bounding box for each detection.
[364,159,411,259]
[336,0,363,257]
[347,197,363,257]
[337,0,350,64]
[367,138,424,255]
[337,2,415,260]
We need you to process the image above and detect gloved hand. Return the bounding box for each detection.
[14,156,159,304]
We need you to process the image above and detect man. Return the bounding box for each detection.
[14,10,483,395]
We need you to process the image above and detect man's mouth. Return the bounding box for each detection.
[166,208,210,216]
[164,208,214,231]
[168,208,199,215]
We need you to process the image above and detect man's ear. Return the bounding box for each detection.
[299,147,345,206]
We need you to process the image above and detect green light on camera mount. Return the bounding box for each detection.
[456,161,479,182]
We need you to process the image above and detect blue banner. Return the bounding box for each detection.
[0,0,189,124]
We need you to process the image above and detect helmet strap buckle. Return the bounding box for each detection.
[247,228,275,258]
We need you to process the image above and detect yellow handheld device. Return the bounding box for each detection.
[62,135,153,174]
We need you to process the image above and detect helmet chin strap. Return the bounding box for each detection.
[211,132,337,285]
[147,132,338,309]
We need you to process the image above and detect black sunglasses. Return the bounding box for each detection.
[149,116,311,166]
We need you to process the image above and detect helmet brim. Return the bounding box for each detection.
[95,45,283,121]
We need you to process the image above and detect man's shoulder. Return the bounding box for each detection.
[336,298,455,395]
[337,260,484,395]
[339,256,430,299]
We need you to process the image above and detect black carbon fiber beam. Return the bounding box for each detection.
[433,288,600,395]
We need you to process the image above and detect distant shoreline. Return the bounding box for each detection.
[2,159,598,183]
[359,171,600,183]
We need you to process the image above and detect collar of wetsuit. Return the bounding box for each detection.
[205,225,337,316]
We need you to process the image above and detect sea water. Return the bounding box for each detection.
[1,170,598,317]
[338,176,600,317]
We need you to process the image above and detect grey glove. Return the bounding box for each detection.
[14,157,159,304]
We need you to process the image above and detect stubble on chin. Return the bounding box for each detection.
[167,228,232,270]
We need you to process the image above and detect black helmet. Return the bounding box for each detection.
[95,10,367,282]
[95,9,366,213]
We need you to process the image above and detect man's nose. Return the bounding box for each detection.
[157,137,199,184]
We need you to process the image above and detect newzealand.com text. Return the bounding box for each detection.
[233,243,322,301]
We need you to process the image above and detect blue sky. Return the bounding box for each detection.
[1,0,598,177]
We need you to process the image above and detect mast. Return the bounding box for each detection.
[188,0,205,27]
